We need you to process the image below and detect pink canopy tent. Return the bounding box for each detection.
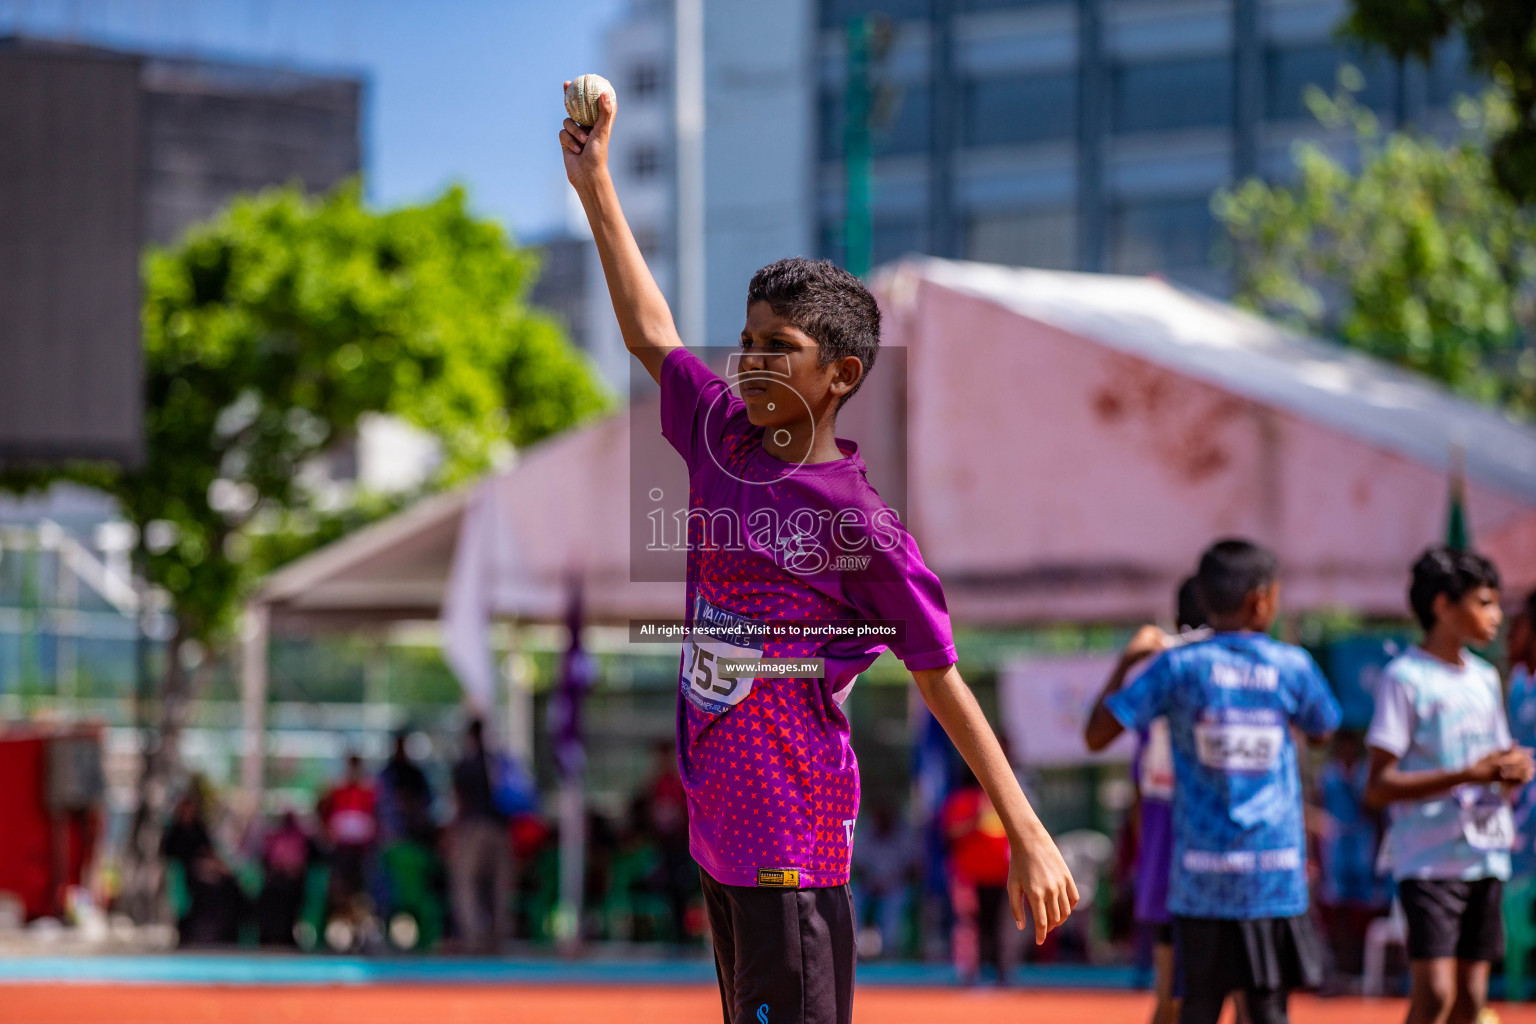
[874,258,1536,624]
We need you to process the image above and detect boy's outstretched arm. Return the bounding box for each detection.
[559,85,681,385]
[912,664,1080,944]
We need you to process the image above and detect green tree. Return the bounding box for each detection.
[1214,82,1536,417]
[1,182,607,912]
[1345,0,1536,203]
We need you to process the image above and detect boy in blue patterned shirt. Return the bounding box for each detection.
[1087,539,1341,1024]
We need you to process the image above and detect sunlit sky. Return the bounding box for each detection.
[0,0,626,241]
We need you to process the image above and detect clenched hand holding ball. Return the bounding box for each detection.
[564,74,615,129]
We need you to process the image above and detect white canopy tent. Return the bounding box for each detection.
[240,257,1536,802]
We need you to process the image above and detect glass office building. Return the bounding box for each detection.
[815,0,1483,293]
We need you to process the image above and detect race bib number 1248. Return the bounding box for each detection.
[1194,722,1283,772]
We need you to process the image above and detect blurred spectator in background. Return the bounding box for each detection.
[378,730,435,844]
[644,739,696,943]
[852,799,917,959]
[161,789,246,947]
[1507,590,1536,867]
[317,753,379,918]
[1134,577,1207,1024]
[450,718,512,953]
[1314,730,1388,983]
[162,790,213,872]
[1505,589,1536,994]
[942,764,1015,985]
[257,809,317,947]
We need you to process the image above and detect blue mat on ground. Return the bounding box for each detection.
[0,955,1141,989]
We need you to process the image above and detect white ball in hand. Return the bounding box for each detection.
[565,74,615,128]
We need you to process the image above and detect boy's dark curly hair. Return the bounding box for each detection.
[746,257,880,406]
[1408,546,1500,630]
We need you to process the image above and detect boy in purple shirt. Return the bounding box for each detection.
[560,87,1077,1023]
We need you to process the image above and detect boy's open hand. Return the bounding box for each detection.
[559,80,613,190]
[1008,829,1080,945]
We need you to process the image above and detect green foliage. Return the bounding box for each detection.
[1214,83,1536,417]
[1344,0,1536,203]
[2,182,609,645]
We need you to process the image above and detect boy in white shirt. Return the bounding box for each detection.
[1365,546,1535,1024]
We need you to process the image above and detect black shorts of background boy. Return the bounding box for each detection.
[1364,547,1536,1024]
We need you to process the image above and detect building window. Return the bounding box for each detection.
[632,226,664,257]
[966,208,1077,269]
[959,0,1067,9]
[963,73,1077,147]
[819,0,931,30]
[632,63,663,99]
[819,86,930,162]
[1428,38,1483,107]
[630,145,662,180]
[817,216,927,268]
[1265,44,1396,122]
[1112,57,1232,134]
[1110,196,1217,276]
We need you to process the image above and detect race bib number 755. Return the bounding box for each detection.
[682,598,765,716]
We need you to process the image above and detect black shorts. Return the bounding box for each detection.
[701,869,855,1024]
[1398,877,1505,962]
[1174,915,1324,997]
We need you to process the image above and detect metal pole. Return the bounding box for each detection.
[239,602,269,816]
[845,15,873,277]
[674,0,706,345]
[501,628,533,767]
[555,773,586,948]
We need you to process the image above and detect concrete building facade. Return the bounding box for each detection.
[814,0,1483,294]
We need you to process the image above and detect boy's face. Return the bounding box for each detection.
[1434,585,1503,646]
[737,301,861,430]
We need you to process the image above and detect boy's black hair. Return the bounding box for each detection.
[1194,538,1278,616]
[1175,575,1207,631]
[746,257,880,406]
[1408,546,1501,630]
[1525,587,1536,627]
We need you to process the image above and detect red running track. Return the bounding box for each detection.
[9,985,1536,1024]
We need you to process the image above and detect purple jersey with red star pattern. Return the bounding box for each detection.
[660,348,957,888]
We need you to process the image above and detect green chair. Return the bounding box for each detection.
[297,862,331,949]
[604,843,674,942]
[165,860,190,922]
[381,840,446,950]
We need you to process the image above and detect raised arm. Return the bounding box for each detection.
[912,664,1079,944]
[559,84,682,384]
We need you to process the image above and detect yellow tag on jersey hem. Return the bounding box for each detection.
[756,867,800,888]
